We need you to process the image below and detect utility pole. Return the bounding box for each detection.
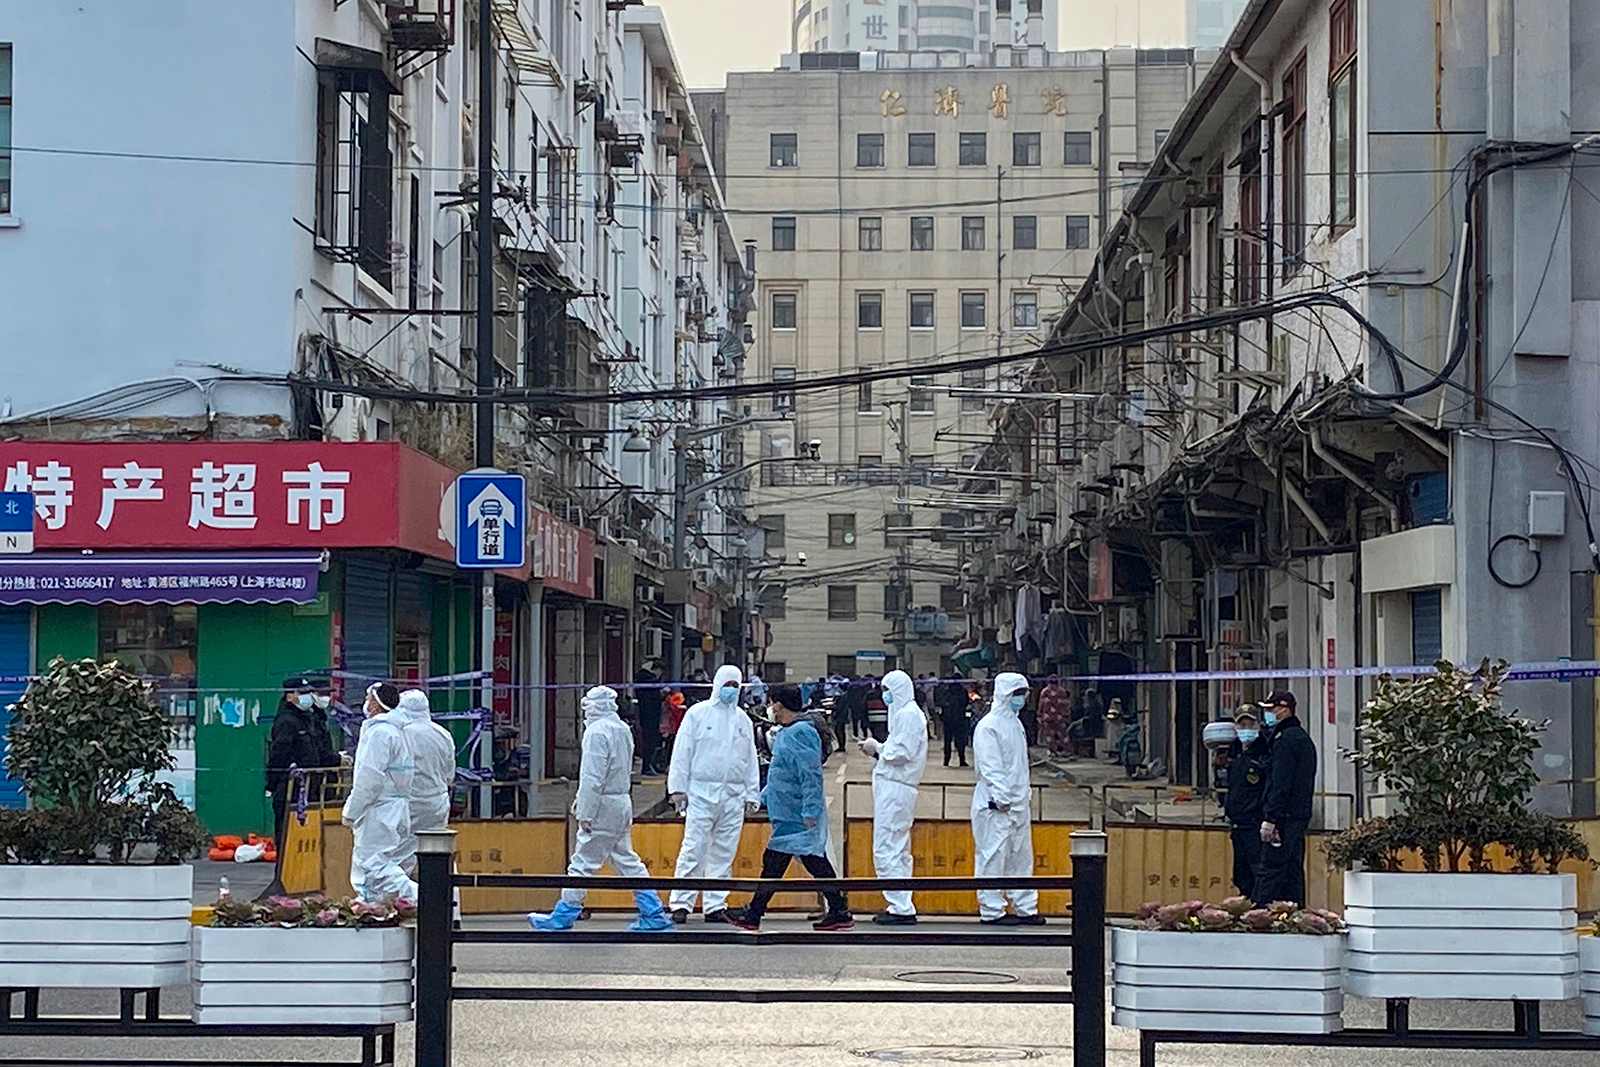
[474,0,497,800]
[995,164,1005,368]
[670,432,688,683]
[892,400,910,671]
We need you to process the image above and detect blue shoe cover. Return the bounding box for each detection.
[627,890,673,932]
[528,900,582,931]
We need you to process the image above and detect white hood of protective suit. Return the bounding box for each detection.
[667,664,759,804]
[873,669,928,789]
[392,689,454,828]
[988,672,1030,718]
[882,670,917,712]
[582,685,620,723]
[396,689,433,722]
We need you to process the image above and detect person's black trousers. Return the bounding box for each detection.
[742,848,849,922]
[833,712,849,753]
[1252,818,1308,906]
[942,721,969,765]
[1229,826,1262,900]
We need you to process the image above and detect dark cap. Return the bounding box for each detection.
[281,674,325,691]
[1259,690,1296,711]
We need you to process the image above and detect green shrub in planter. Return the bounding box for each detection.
[1,656,206,864]
[1327,658,1591,872]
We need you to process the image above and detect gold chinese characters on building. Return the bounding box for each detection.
[879,88,906,118]
[988,84,1011,119]
[1041,86,1067,117]
[934,86,961,117]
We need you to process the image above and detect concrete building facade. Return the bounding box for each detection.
[712,47,1197,682]
[793,0,1060,56]
[988,0,1600,820]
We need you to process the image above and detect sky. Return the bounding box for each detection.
[650,0,1190,89]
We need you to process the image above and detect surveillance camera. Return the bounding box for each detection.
[808,438,822,450]
[796,551,808,565]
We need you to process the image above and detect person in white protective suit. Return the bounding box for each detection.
[667,664,761,924]
[971,672,1045,925]
[342,684,417,903]
[858,669,927,925]
[528,687,674,931]
[391,689,456,872]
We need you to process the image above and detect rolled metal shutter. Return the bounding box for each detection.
[342,558,393,683]
[1410,588,1443,666]
[0,606,31,807]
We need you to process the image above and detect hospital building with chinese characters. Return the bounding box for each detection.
[694,42,1201,681]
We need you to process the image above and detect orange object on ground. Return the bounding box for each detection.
[213,834,243,850]
[262,849,278,863]
[207,846,236,861]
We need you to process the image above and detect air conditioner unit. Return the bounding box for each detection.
[646,630,665,658]
[638,585,659,603]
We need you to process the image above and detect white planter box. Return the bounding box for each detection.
[1342,872,1579,1001]
[1581,938,1599,1037]
[190,926,414,1025]
[1111,928,1344,1034]
[0,865,192,988]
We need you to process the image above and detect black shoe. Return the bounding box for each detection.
[943,760,951,767]
[671,909,688,925]
[981,914,1022,926]
[814,913,855,931]
[726,909,761,931]
[1016,913,1047,926]
[873,912,918,926]
[959,761,969,768]
[806,911,827,922]
[577,908,592,921]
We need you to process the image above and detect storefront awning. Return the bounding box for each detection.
[0,552,324,606]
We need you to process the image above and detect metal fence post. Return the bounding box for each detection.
[415,829,456,1067]
[1070,831,1108,1067]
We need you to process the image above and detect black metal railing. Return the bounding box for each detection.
[413,829,1108,1067]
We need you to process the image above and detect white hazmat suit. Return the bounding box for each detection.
[970,672,1038,921]
[392,689,457,872]
[342,710,417,903]
[863,670,927,918]
[667,665,760,918]
[528,687,671,931]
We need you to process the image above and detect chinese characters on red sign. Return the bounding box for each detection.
[0,442,461,560]
[530,505,595,598]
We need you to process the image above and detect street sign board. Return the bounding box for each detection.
[0,492,34,554]
[454,472,525,569]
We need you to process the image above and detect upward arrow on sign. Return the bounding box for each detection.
[467,483,518,531]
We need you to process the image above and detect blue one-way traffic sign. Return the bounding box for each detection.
[454,472,526,569]
[0,492,34,554]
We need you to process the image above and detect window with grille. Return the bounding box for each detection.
[773,366,796,411]
[1065,215,1091,249]
[859,216,883,251]
[771,292,797,329]
[1013,132,1041,167]
[1282,53,1307,276]
[1013,215,1037,250]
[1012,291,1038,329]
[314,63,396,287]
[1329,0,1357,229]
[884,512,912,545]
[772,215,796,250]
[1064,130,1092,165]
[0,46,11,213]
[857,132,885,167]
[958,132,986,166]
[960,291,986,329]
[829,514,857,548]
[770,132,798,167]
[828,585,857,621]
[961,216,985,251]
[858,292,883,329]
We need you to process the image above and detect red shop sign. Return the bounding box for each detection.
[0,441,463,562]
[529,505,594,598]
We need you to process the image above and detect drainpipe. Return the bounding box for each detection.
[1311,426,1401,533]
[1284,479,1334,544]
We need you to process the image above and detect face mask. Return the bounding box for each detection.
[717,686,739,706]
[313,694,331,710]
[1236,727,1259,745]
[1262,710,1278,728]
[295,693,314,711]
[882,689,893,704]
[1008,694,1026,712]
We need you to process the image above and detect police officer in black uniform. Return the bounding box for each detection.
[1216,706,1271,900]
[1253,690,1317,906]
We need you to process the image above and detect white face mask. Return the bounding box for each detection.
[295,693,315,711]
[313,694,331,710]
[717,685,739,706]
[1236,727,1259,745]
[1008,693,1026,712]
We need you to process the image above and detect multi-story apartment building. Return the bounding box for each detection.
[0,1,744,817]
[793,0,1060,55]
[991,0,1600,819]
[707,46,1196,683]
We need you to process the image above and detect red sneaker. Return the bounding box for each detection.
[813,913,855,931]
[726,910,761,931]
